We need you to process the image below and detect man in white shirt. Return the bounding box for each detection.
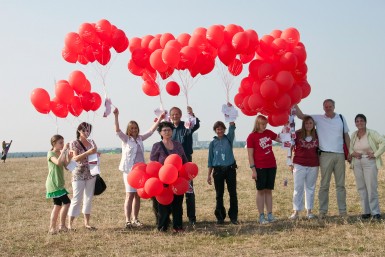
[295,99,350,217]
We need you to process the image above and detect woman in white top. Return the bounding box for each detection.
[114,108,165,228]
[350,114,385,220]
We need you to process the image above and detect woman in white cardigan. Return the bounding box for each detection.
[350,114,385,220]
[114,108,164,228]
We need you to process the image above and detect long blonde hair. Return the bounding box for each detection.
[251,115,268,133]
[126,121,140,138]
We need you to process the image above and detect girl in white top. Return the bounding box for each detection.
[113,107,165,229]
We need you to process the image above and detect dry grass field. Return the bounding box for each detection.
[1,148,385,257]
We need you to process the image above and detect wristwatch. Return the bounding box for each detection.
[249,164,255,169]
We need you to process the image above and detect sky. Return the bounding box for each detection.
[1,0,385,152]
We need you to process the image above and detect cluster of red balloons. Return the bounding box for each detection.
[233,27,311,126]
[62,19,128,66]
[127,154,198,205]
[30,70,102,118]
[127,24,259,97]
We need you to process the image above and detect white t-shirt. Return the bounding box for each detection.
[311,113,349,153]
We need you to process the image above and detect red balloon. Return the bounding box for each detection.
[206,25,224,48]
[274,93,292,110]
[280,52,298,71]
[55,80,74,105]
[90,92,102,111]
[68,96,83,117]
[94,46,111,65]
[95,19,112,42]
[181,162,198,180]
[239,76,254,94]
[240,52,255,64]
[248,93,264,111]
[111,29,128,53]
[146,161,162,178]
[234,93,247,109]
[176,33,191,47]
[258,62,275,80]
[141,34,154,49]
[156,187,174,205]
[179,46,197,69]
[30,88,50,114]
[79,91,94,111]
[132,162,147,172]
[64,32,83,54]
[129,37,142,53]
[159,67,174,80]
[228,58,243,76]
[127,168,149,189]
[150,49,168,72]
[270,29,282,39]
[83,45,96,63]
[159,164,178,184]
[162,46,180,68]
[144,177,164,197]
[188,34,207,51]
[244,29,259,53]
[148,37,161,52]
[137,188,151,199]
[166,81,180,96]
[259,35,275,57]
[288,85,303,105]
[50,97,69,118]
[142,80,160,97]
[269,112,289,127]
[293,63,308,80]
[218,43,236,66]
[199,54,215,75]
[293,44,307,64]
[62,46,78,63]
[160,33,175,48]
[260,80,279,100]
[171,177,189,195]
[232,32,249,54]
[224,24,243,44]
[281,27,300,49]
[240,107,258,116]
[248,59,263,78]
[68,70,87,95]
[275,71,294,92]
[297,80,311,99]
[128,59,144,76]
[164,40,182,51]
[164,154,183,170]
[271,38,288,56]
[78,23,98,44]
[132,48,151,68]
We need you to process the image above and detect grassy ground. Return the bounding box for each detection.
[1,148,385,257]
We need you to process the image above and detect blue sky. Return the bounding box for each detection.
[1,0,385,152]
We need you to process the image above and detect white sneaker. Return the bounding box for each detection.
[307,213,315,219]
[259,214,268,224]
[289,213,299,220]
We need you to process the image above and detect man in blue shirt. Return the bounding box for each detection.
[170,106,200,225]
[207,121,238,225]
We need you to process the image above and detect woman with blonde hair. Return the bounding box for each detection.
[247,115,281,224]
[113,107,165,229]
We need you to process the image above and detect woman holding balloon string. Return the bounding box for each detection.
[150,121,188,233]
[113,107,165,229]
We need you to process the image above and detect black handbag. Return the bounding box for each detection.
[94,174,107,196]
[77,140,107,195]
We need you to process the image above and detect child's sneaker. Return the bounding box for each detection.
[259,214,268,224]
[131,220,143,227]
[267,213,276,223]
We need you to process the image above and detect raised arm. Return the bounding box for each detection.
[149,111,166,132]
[294,104,306,120]
[113,108,121,132]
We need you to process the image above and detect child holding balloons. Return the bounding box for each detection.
[46,135,73,234]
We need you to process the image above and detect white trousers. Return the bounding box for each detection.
[68,177,96,217]
[292,164,319,211]
[353,157,380,215]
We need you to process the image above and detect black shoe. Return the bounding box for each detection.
[189,220,196,226]
[372,214,381,220]
[230,220,239,225]
[216,219,224,225]
[361,214,371,219]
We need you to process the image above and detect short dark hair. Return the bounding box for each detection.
[355,114,367,123]
[157,121,174,133]
[213,121,226,131]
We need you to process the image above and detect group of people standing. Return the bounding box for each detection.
[44,99,385,234]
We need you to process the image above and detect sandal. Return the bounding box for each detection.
[125,221,132,229]
[85,225,97,231]
[58,226,69,232]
